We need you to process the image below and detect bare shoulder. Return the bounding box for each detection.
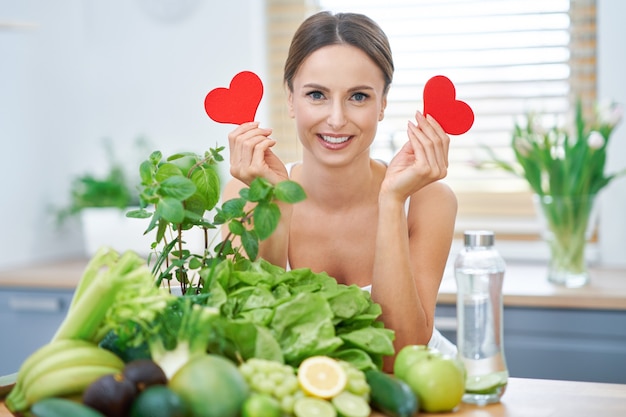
[411,181,457,211]
[407,181,458,229]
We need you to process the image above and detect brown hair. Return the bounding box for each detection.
[284,11,394,93]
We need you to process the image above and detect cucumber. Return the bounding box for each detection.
[365,369,418,417]
[331,391,371,417]
[30,397,106,417]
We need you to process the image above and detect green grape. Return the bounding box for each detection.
[281,394,297,414]
[338,361,371,400]
[274,376,299,399]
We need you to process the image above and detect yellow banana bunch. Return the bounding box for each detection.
[6,339,124,413]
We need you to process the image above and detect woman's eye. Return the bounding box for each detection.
[352,92,368,102]
[307,91,325,100]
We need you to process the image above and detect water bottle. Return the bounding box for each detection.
[454,230,508,405]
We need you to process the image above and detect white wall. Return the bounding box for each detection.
[1,1,625,270]
[598,0,626,267]
[0,0,266,269]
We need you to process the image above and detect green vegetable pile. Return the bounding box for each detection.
[102,257,394,375]
[85,146,393,378]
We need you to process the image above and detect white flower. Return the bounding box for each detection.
[596,100,623,127]
[587,131,605,149]
[550,144,566,160]
[513,136,532,156]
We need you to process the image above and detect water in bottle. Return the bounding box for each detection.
[455,230,508,405]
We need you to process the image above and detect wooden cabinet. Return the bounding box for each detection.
[0,287,74,375]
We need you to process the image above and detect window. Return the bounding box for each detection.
[266,0,597,242]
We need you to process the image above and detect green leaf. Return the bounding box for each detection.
[228,220,246,236]
[339,327,395,356]
[248,177,273,202]
[220,198,247,219]
[253,202,280,241]
[159,176,196,200]
[274,180,307,203]
[155,162,184,182]
[139,160,154,185]
[241,229,259,260]
[149,150,162,164]
[209,147,225,162]
[157,197,185,224]
[125,208,152,219]
[191,165,220,211]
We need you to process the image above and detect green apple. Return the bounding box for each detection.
[402,353,465,413]
[393,344,433,380]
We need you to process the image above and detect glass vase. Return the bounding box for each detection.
[533,194,598,288]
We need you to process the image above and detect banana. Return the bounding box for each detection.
[24,364,122,405]
[6,339,124,414]
[14,339,96,384]
[6,339,98,412]
[20,344,124,390]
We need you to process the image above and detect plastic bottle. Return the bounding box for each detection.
[454,230,508,405]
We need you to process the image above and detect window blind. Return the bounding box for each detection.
[267,0,597,231]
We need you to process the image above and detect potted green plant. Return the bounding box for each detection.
[56,138,149,256]
[127,146,307,294]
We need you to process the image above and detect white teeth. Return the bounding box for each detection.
[321,135,350,144]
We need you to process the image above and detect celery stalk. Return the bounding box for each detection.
[52,250,169,344]
[67,247,120,313]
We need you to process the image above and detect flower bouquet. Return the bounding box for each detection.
[482,100,624,286]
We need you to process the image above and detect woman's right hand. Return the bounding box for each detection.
[228,122,288,185]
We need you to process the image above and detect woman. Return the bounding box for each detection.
[224,11,457,371]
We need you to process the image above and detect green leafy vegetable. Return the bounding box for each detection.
[197,258,395,370]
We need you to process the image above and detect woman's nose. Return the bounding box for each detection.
[327,101,347,130]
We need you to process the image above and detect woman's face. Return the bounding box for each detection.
[288,44,388,166]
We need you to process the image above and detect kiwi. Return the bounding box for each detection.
[82,373,137,417]
[123,359,168,392]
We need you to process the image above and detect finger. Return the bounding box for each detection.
[415,112,449,169]
[229,126,272,165]
[236,135,274,169]
[228,122,260,147]
[408,118,439,170]
[425,114,450,163]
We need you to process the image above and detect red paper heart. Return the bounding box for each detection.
[423,75,474,135]
[204,71,263,125]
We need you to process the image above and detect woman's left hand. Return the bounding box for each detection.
[383,111,450,201]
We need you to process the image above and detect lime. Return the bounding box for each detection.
[293,397,337,417]
[168,354,249,417]
[465,371,508,394]
[241,393,281,417]
[331,391,370,417]
[130,385,188,417]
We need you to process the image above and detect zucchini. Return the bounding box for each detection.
[365,369,418,417]
[30,397,106,417]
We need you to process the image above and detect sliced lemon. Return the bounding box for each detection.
[297,356,348,399]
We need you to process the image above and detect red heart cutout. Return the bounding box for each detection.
[204,71,263,125]
[423,75,474,135]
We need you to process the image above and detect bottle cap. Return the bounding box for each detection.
[464,230,495,247]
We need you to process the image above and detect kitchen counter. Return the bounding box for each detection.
[437,262,626,310]
[2,259,626,310]
[2,377,626,417]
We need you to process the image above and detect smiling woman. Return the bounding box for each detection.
[223,10,458,372]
